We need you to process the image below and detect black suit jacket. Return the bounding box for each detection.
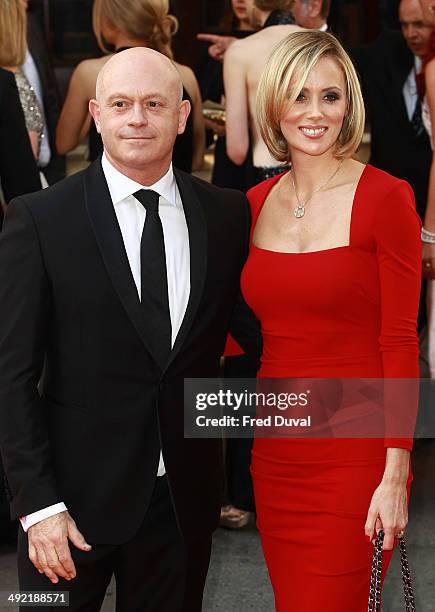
[27,11,66,184]
[351,30,432,219]
[0,68,41,203]
[0,159,260,545]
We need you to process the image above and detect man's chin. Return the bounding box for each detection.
[120,149,163,169]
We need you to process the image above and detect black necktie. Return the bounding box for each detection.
[134,189,172,367]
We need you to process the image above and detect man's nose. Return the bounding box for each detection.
[405,25,418,40]
[128,103,148,126]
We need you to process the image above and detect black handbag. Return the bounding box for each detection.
[368,530,416,612]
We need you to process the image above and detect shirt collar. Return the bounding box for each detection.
[319,23,328,32]
[101,152,177,206]
[415,56,422,74]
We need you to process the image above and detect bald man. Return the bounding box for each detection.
[0,48,259,611]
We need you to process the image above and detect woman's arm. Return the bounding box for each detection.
[223,41,250,166]
[56,60,97,155]
[365,180,421,550]
[28,130,40,160]
[179,65,205,172]
[423,59,435,278]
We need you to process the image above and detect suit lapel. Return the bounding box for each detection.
[391,49,415,132]
[84,158,162,366]
[164,169,207,371]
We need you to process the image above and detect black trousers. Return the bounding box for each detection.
[18,476,212,612]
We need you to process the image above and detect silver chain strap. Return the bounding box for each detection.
[368,530,416,612]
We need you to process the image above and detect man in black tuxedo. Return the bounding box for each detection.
[0,47,259,611]
[0,67,41,544]
[351,0,432,221]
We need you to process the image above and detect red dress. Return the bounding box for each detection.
[241,165,421,611]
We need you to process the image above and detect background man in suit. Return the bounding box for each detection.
[0,47,258,611]
[291,0,331,29]
[351,0,432,221]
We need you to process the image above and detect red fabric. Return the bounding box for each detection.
[241,165,421,611]
[223,334,244,356]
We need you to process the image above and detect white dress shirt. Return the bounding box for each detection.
[403,56,422,122]
[21,50,51,168]
[21,153,190,531]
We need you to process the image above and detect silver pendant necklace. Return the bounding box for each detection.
[291,160,344,218]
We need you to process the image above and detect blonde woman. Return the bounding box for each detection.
[0,0,43,160]
[242,31,420,609]
[56,0,205,172]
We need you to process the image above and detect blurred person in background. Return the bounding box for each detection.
[24,0,65,184]
[198,0,256,192]
[0,68,41,207]
[351,0,431,337]
[0,0,44,165]
[223,0,299,183]
[291,0,331,29]
[417,0,435,376]
[198,0,261,63]
[56,0,204,173]
[198,0,294,62]
[351,0,431,223]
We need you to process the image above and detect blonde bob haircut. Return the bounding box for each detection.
[257,30,365,163]
[93,0,178,59]
[0,0,27,68]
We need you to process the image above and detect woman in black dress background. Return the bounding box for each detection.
[197,0,256,191]
[56,0,205,173]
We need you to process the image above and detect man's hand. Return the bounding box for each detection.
[422,242,435,279]
[197,34,237,61]
[28,511,92,583]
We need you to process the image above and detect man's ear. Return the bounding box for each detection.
[89,99,102,134]
[177,99,191,135]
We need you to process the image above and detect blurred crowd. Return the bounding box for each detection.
[0,0,434,543]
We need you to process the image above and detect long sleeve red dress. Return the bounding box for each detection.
[241,165,421,611]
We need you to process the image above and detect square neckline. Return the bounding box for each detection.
[251,164,370,255]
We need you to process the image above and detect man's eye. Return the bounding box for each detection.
[115,101,124,108]
[148,101,159,108]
